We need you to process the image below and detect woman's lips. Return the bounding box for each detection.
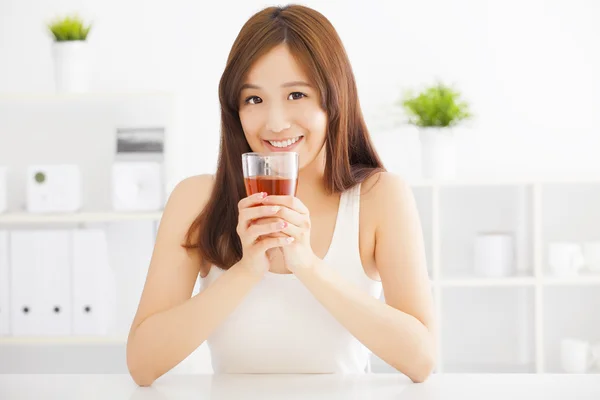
[263,136,304,152]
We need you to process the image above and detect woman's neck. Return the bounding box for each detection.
[296,147,328,198]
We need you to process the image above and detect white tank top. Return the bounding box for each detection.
[199,183,383,373]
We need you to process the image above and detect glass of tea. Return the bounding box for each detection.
[242,152,299,196]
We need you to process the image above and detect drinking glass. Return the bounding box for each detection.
[242,152,299,196]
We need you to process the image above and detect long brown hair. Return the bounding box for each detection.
[184,4,385,269]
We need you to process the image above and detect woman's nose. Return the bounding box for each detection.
[265,105,291,133]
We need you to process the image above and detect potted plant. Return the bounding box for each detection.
[400,81,472,179]
[47,14,92,93]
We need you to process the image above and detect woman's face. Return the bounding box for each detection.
[238,44,327,169]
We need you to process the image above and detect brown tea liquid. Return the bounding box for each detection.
[245,175,298,196]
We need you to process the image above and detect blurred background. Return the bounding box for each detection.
[1,0,599,377]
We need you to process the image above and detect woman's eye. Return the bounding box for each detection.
[245,96,262,105]
[288,92,306,100]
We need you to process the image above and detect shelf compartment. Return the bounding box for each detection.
[441,287,535,373]
[541,183,600,278]
[543,286,600,373]
[440,185,534,279]
[0,220,157,339]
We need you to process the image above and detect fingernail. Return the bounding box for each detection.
[256,192,266,198]
[270,206,280,213]
[286,237,295,243]
[278,221,287,229]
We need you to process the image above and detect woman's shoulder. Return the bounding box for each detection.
[167,173,215,206]
[170,174,215,199]
[161,174,216,228]
[359,171,415,220]
[360,171,411,197]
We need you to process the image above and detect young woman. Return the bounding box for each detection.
[126,4,436,386]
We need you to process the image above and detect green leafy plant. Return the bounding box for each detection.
[48,15,92,41]
[400,81,472,128]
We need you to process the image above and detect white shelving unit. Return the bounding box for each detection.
[0,211,162,344]
[371,178,600,374]
[2,178,600,375]
[0,210,163,373]
[0,91,178,373]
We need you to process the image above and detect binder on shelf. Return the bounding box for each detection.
[10,230,38,336]
[0,230,10,335]
[105,221,155,335]
[72,229,116,335]
[10,230,72,336]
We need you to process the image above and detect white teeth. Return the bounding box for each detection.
[268,136,302,148]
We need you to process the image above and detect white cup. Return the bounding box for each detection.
[583,242,600,272]
[474,232,515,277]
[560,338,598,373]
[548,243,585,276]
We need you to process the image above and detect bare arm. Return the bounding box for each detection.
[294,173,436,382]
[125,175,261,386]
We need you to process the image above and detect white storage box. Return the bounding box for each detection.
[26,164,82,213]
[112,161,163,211]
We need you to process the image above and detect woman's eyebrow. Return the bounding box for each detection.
[240,81,313,90]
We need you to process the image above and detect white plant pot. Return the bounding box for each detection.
[52,41,90,93]
[419,127,457,179]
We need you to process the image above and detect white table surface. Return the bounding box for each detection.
[1,373,600,400]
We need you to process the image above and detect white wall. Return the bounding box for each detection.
[2,0,599,190]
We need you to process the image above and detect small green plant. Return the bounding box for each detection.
[400,81,472,128]
[48,15,92,41]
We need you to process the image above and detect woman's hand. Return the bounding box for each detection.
[236,192,295,277]
[262,195,318,273]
